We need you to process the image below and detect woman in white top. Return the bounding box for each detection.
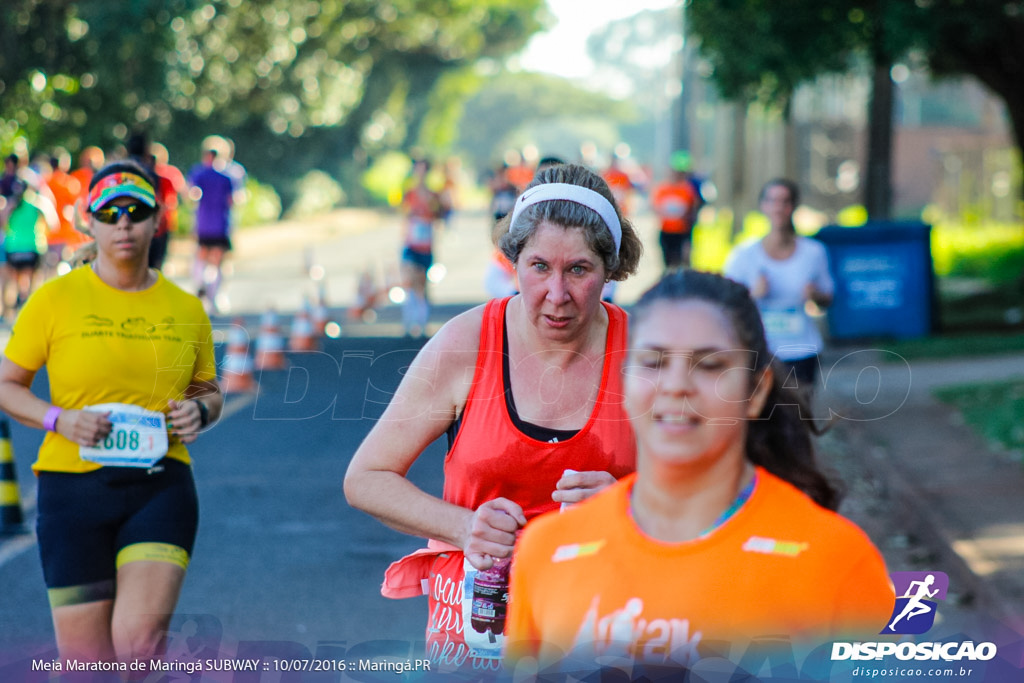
[724,179,833,393]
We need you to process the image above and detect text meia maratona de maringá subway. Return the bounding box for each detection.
[32,659,252,674]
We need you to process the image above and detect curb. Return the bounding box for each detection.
[836,386,1024,635]
[860,425,1022,630]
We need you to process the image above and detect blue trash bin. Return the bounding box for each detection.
[816,222,936,339]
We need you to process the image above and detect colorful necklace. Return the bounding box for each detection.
[697,470,757,539]
[629,468,759,541]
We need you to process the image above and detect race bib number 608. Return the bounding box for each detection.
[79,403,169,468]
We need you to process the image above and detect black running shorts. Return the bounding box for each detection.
[36,458,199,607]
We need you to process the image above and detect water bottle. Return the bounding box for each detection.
[470,556,511,639]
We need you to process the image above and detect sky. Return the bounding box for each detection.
[516,0,680,79]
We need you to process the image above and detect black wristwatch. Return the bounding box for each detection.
[194,399,210,428]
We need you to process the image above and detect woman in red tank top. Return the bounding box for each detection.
[345,163,645,671]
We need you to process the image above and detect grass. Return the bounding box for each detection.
[872,332,1024,361]
[929,217,1024,284]
[933,380,1024,459]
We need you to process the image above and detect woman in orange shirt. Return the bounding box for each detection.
[506,270,894,675]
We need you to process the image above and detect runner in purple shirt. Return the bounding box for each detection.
[187,147,234,313]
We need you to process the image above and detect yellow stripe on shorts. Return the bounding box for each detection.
[48,579,116,608]
[116,542,190,570]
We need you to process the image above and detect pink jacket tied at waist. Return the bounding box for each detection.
[382,539,461,599]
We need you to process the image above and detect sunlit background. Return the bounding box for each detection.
[1,0,1023,328]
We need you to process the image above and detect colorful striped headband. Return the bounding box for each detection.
[88,172,157,212]
[509,183,622,253]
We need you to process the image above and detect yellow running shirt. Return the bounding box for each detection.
[4,266,217,473]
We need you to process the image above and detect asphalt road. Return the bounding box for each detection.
[0,335,452,676]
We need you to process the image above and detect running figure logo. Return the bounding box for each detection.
[882,571,949,635]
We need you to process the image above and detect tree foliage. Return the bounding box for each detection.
[584,7,695,166]
[0,1,176,152]
[687,1,926,217]
[688,1,925,102]
[917,1,1024,156]
[686,0,1024,212]
[454,71,637,174]
[585,7,683,105]
[0,0,542,205]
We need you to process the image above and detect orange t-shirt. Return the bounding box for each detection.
[651,181,698,234]
[506,164,534,193]
[602,168,633,216]
[45,170,90,250]
[506,469,895,670]
[382,297,637,673]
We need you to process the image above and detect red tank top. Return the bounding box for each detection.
[443,296,636,518]
[382,297,636,671]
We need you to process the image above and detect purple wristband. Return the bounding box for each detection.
[43,406,63,432]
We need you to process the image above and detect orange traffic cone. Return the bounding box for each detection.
[0,418,28,536]
[254,308,288,370]
[289,303,318,352]
[220,319,255,393]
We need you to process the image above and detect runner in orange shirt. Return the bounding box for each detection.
[506,270,895,675]
[601,155,635,218]
[44,148,91,272]
[650,152,701,269]
[505,155,535,194]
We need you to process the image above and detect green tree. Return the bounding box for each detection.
[171,1,541,198]
[918,0,1024,197]
[0,0,542,206]
[688,1,1024,216]
[0,1,179,152]
[687,0,921,219]
[454,71,637,175]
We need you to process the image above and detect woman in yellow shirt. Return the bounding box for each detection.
[0,159,223,664]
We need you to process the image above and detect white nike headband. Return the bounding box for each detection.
[509,183,622,253]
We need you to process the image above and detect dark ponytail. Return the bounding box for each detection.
[631,269,842,511]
